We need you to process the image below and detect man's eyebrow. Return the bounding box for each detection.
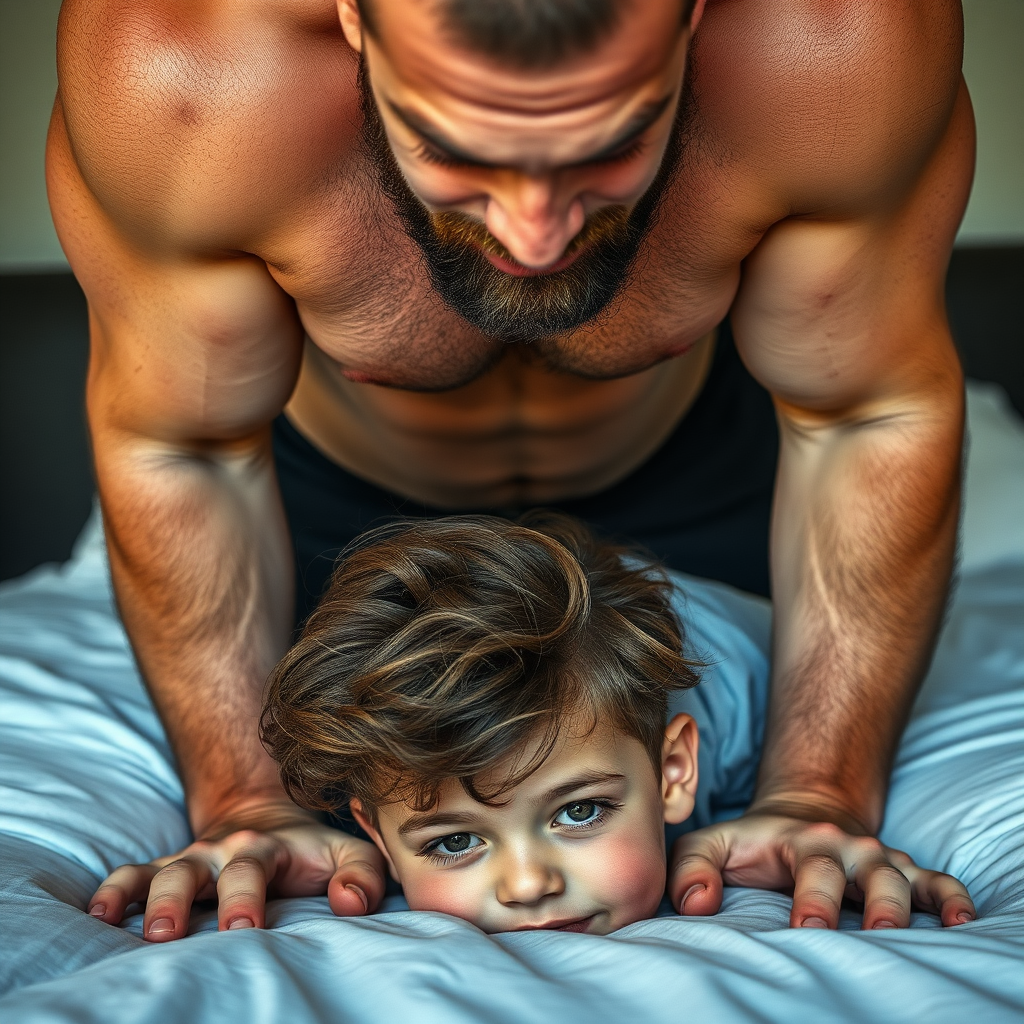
[389,102,497,167]
[388,94,674,169]
[578,95,673,163]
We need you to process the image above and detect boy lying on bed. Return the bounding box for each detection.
[85,512,972,937]
[263,512,969,934]
[261,513,702,934]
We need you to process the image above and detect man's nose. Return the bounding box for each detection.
[484,174,585,269]
[494,848,565,907]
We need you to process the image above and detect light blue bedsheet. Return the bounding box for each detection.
[1,383,1022,1023]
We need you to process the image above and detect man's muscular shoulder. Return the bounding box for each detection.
[695,0,964,216]
[56,0,358,253]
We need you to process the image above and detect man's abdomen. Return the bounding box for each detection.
[274,319,778,626]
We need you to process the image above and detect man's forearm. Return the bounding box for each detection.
[95,425,296,834]
[756,379,964,833]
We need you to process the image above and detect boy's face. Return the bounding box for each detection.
[352,713,697,935]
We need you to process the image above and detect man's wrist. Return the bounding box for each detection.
[188,788,315,840]
[747,788,879,836]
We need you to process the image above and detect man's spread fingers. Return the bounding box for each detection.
[216,838,281,931]
[143,855,216,941]
[668,834,727,916]
[672,860,723,916]
[790,852,847,929]
[881,847,975,925]
[89,863,159,924]
[327,849,388,917]
[912,870,976,926]
[849,844,912,929]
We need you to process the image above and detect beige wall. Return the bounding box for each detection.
[1,0,1022,270]
[0,0,63,269]
[960,0,1024,242]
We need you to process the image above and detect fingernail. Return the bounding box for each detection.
[680,883,706,914]
[228,918,254,930]
[956,911,974,924]
[872,920,898,929]
[346,884,368,914]
[89,904,106,918]
[802,917,830,929]
[147,918,174,937]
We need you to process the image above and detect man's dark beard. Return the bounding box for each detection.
[358,60,685,343]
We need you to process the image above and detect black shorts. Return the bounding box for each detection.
[274,319,779,626]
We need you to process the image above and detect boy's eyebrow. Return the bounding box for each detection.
[543,771,628,803]
[387,95,673,169]
[398,811,479,837]
[397,772,628,836]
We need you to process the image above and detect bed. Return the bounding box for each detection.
[1,381,1022,1023]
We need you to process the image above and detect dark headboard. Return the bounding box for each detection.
[2,247,1021,581]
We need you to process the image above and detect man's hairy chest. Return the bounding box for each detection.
[251,138,762,392]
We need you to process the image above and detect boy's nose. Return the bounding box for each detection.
[495,851,565,907]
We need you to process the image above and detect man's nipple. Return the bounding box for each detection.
[342,369,387,386]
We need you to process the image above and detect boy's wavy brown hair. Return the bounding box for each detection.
[260,513,700,817]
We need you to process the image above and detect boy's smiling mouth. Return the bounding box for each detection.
[512,914,598,933]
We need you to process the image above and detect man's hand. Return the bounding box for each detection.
[668,807,975,930]
[87,805,387,941]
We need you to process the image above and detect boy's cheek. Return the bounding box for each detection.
[399,865,487,922]
[583,832,668,926]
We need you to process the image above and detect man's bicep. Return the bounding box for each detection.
[85,253,304,447]
[729,218,956,418]
[730,81,974,416]
[49,109,303,446]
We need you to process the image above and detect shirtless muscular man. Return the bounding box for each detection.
[49,0,976,939]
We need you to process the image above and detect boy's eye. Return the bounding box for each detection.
[554,801,603,827]
[433,833,481,856]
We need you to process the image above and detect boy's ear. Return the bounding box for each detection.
[350,798,401,882]
[661,713,698,825]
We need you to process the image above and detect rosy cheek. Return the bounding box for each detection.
[400,867,487,924]
[583,833,667,926]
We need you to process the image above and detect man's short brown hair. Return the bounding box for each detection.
[260,513,699,817]
[357,0,698,70]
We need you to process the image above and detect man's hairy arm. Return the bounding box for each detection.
[48,5,385,940]
[670,1,975,928]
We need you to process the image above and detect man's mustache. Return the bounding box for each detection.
[430,206,633,269]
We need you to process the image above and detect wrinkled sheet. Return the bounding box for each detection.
[1,382,1022,1023]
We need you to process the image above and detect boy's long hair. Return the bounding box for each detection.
[260,513,700,816]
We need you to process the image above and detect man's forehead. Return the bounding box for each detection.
[361,1,688,166]
[364,0,688,116]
